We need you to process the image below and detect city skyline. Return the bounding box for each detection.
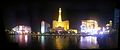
[2,0,119,31]
[0,0,119,49]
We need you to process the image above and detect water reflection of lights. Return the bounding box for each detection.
[17,35,28,46]
[19,35,23,43]
[80,36,98,49]
[41,36,45,50]
[41,36,45,44]
[38,36,40,41]
[56,37,62,49]
[25,35,28,43]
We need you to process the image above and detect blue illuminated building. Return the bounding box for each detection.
[114,8,119,29]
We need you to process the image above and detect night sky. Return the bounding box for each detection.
[1,0,119,31]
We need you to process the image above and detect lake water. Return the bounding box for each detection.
[8,35,101,49]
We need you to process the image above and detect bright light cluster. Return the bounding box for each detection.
[80,20,101,35]
[98,27,110,35]
[12,25,31,34]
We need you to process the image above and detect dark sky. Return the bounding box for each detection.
[2,0,119,31]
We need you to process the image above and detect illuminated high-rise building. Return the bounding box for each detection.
[53,8,69,31]
[41,21,45,33]
[41,21,50,33]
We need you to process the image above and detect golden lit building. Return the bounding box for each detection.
[105,20,112,33]
[109,20,112,26]
[106,20,112,27]
[53,8,69,31]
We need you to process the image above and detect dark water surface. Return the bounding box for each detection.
[8,34,117,49]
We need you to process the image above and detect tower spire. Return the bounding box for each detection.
[58,8,62,22]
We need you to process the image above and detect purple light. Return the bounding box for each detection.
[80,36,98,49]
[80,24,100,35]
[99,31,103,34]
[80,25,87,33]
